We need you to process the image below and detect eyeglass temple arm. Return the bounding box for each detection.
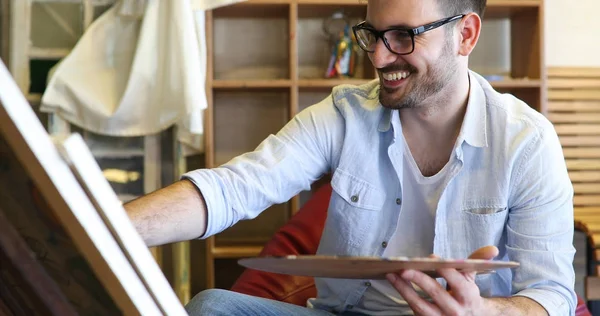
[413,15,465,35]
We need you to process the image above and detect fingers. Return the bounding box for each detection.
[398,247,494,312]
[391,270,462,315]
[386,272,441,315]
[436,268,478,302]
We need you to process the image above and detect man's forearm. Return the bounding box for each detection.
[485,296,548,316]
[124,179,207,247]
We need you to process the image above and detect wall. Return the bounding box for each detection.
[545,0,600,67]
[472,0,600,71]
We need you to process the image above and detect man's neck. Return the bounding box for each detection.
[400,70,470,138]
[398,70,471,177]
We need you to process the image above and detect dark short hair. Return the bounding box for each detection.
[438,0,487,18]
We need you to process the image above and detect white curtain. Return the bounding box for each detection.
[41,0,245,155]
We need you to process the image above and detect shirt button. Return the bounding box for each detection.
[395,198,401,205]
[382,241,388,248]
[365,281,371,287]
[351,195,359,202]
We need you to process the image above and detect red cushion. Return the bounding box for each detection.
[576,294,592,316]
[230,183,592,315]
[230,184,331,305]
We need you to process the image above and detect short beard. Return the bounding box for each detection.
[378,38,458,109]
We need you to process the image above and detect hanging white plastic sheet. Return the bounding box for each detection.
[41,0,245,155]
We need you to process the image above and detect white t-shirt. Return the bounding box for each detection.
[355,134,457,315]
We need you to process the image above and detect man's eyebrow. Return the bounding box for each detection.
[363,21,414,29]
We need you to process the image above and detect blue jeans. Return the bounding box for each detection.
[185,289,367,316]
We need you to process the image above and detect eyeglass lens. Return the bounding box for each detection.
[354,28,413,54]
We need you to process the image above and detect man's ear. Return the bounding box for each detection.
[457,13,482,56]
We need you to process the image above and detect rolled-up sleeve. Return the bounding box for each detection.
[182,96,344,238]
[514,288,571,316]
[508,120,577,316]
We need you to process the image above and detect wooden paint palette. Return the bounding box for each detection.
[239,255,520,279]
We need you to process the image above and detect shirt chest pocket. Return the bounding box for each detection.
[325,168,386,249]
[460,201,509,248]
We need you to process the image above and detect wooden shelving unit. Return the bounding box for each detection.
[212,245,265,259]
[201,0,546,289]
[213,79,293,88]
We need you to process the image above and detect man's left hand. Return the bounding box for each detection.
[386,246,499,316]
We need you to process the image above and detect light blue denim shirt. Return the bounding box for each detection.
[183,70,576,316]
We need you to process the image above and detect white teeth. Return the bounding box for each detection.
[383,71,410,81]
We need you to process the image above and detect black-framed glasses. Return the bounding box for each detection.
[352,14,465,55]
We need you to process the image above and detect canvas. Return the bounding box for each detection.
[0,59,186,315]
[0,195,79,316]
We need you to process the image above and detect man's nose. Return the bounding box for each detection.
[368,39,397,69]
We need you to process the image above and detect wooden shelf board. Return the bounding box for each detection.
[548,67,600,78]
[32,0,115,4]
[486,0,541,7]
[581,223,600,234]
[214,0,540,19]
[213,80,292,89]
[298,78,373,88]
[488,79,541,89]
[297,3,366,18]
[238,0,291,4]
[90,148,145,159]
[213,2,289,18]
[575,207,600,215]
[575,216,600,225]
[237,0,540,6]
[296,0,365,4]
[549,78,600,89]
[212,79,540,89]
[29,47,70,60]
[26,93,42,105]
[212,245,264,259]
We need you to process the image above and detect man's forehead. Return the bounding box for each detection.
[366,0,442,28]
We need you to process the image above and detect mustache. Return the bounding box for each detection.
[378,64,418,73]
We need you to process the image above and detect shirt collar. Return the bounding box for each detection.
[459,71,488,148]
[378,107,393,132]
[377,71,488,148]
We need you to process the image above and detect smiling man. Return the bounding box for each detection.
[125,0,576,315]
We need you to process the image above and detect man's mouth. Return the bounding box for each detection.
[382,71,412,81]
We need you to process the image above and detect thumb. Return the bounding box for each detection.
[464,246,499,282]
[468,245,499,260]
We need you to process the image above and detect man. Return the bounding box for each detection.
[125,0,577,315]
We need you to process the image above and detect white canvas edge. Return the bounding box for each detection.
[0,62,163,315]
[60,133,188,316]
